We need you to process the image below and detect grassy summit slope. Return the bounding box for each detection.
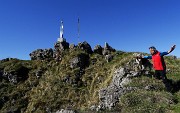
[0,49,180,113]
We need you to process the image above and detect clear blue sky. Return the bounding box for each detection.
[0,0,179,60]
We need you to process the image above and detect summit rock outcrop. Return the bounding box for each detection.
[29,40,115,63]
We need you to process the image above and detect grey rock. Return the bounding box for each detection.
[96,102,105,111]
[69,44,76,50]
[45,107,51,113]
[53,49,62,62]
[54,41,69,51]
[36,69,43,78]
[105,54,113,62]
[3,72,17,84]
[2,65,29,83]
[90,105,96,111]
[123,87,137,94]
[94,45,103,55]
[127,71,140,78]
[70,57,79,69]
[99,85,124,110]
[65,69,84,87]
[8,73,17,84]
[102,42,116,55]
[53,40,69,62]
[30,48,54,60]
[145,85,156,90]
[112,68,127,87]
[77,41,93,54]
[69,53,89,69]
[0,58,18,63]
[120,77,130,86]
[56,109,76,113]
[97,58,153,110]
[98,67,128,110]
[102,49,109,56]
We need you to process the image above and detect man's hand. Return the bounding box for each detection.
[168,45,176,53]
[172,45,176,50]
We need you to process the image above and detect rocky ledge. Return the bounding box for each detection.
[29,40,115,63]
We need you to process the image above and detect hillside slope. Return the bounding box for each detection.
[0,42,180,113]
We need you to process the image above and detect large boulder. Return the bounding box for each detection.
[102,42,116,55]
[69,53,90,69]
[98,84,124,110]
[53,40,69,62]
[29,48,54,60]
[98,67,139,111]
[112,68,128,86]
[94,45,103,55]
[54,41,69,51]
[77,41,93,54]
[3,63,29,84]
[96,58,153,111]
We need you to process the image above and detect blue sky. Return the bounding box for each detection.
[0,0,179,60]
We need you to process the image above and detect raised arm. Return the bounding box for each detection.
[134,55,152,59]
[168,45,176,54]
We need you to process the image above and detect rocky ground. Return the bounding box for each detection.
[1,40,180,113]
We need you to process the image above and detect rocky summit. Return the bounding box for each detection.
[1,40,180,113]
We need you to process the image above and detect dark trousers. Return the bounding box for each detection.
[154,70,171,91]
[154,70,167,80]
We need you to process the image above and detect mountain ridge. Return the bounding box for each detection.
[0,40,180,113]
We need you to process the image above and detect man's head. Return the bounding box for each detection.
[149,46,157,55]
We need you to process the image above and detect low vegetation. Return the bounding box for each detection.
[0,49,180,113]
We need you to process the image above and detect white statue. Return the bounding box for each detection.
[58,20,66,42]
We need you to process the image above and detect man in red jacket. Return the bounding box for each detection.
[143,45,176,91]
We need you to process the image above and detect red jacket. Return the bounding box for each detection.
[152,51,166,70]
